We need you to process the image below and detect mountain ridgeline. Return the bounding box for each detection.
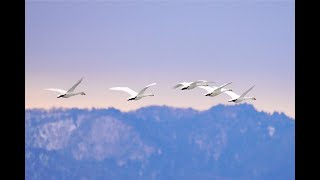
[25,104,294,180]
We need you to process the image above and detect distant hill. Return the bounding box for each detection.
[25,104,294,180]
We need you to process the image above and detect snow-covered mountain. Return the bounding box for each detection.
[25,104,294,180]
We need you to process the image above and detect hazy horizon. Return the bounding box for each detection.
[25,103,294,120]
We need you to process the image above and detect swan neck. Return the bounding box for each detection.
[143,93,154,97]
[244,97,254,100]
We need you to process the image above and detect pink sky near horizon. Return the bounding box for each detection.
[25,73,294,118]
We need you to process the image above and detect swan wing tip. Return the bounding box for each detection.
[148,83,157,86]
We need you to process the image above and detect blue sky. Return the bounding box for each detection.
[25,0,295,118]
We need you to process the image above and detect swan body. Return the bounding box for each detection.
[173,80,214,90]
[198,82,233,97]
[224,85,256,103]
[45,78,86,98]
[110,83,156,101]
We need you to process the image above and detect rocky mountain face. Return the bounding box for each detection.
[25,104,295,180]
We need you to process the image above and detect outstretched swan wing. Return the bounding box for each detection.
[239,85,255,99]
[173,83,185,89]
[216,82,233,91]
[138,83,156,96]
[67,77,83,93]
[190,80,207,86]
[190,80,215,86]
[44,88,67,94]
[197,86,214,93]
[224,91,239,99]
[110,87,137,96]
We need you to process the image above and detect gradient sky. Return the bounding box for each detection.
[25,0,295,118]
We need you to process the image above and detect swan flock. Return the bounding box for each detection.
[45,78,256,103]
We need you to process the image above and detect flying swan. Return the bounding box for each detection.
[224,85,256,103]
[198,82,233,97]
[110,83,156,101]
[45,77,86,98]
[173,80,214,90]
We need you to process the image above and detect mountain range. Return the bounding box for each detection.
[25,103,295,180]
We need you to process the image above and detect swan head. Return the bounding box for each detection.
[80,92,86,95]
[252,97,256,100]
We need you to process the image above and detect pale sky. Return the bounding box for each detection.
[25,0,295,118]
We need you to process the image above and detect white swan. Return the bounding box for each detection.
[110,83,156,101]
[173,80,214,90]
[198,82,233,97]
[45,77,86,98]
[224,85,256,103]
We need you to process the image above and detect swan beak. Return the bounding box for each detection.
[253,97,256,100]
